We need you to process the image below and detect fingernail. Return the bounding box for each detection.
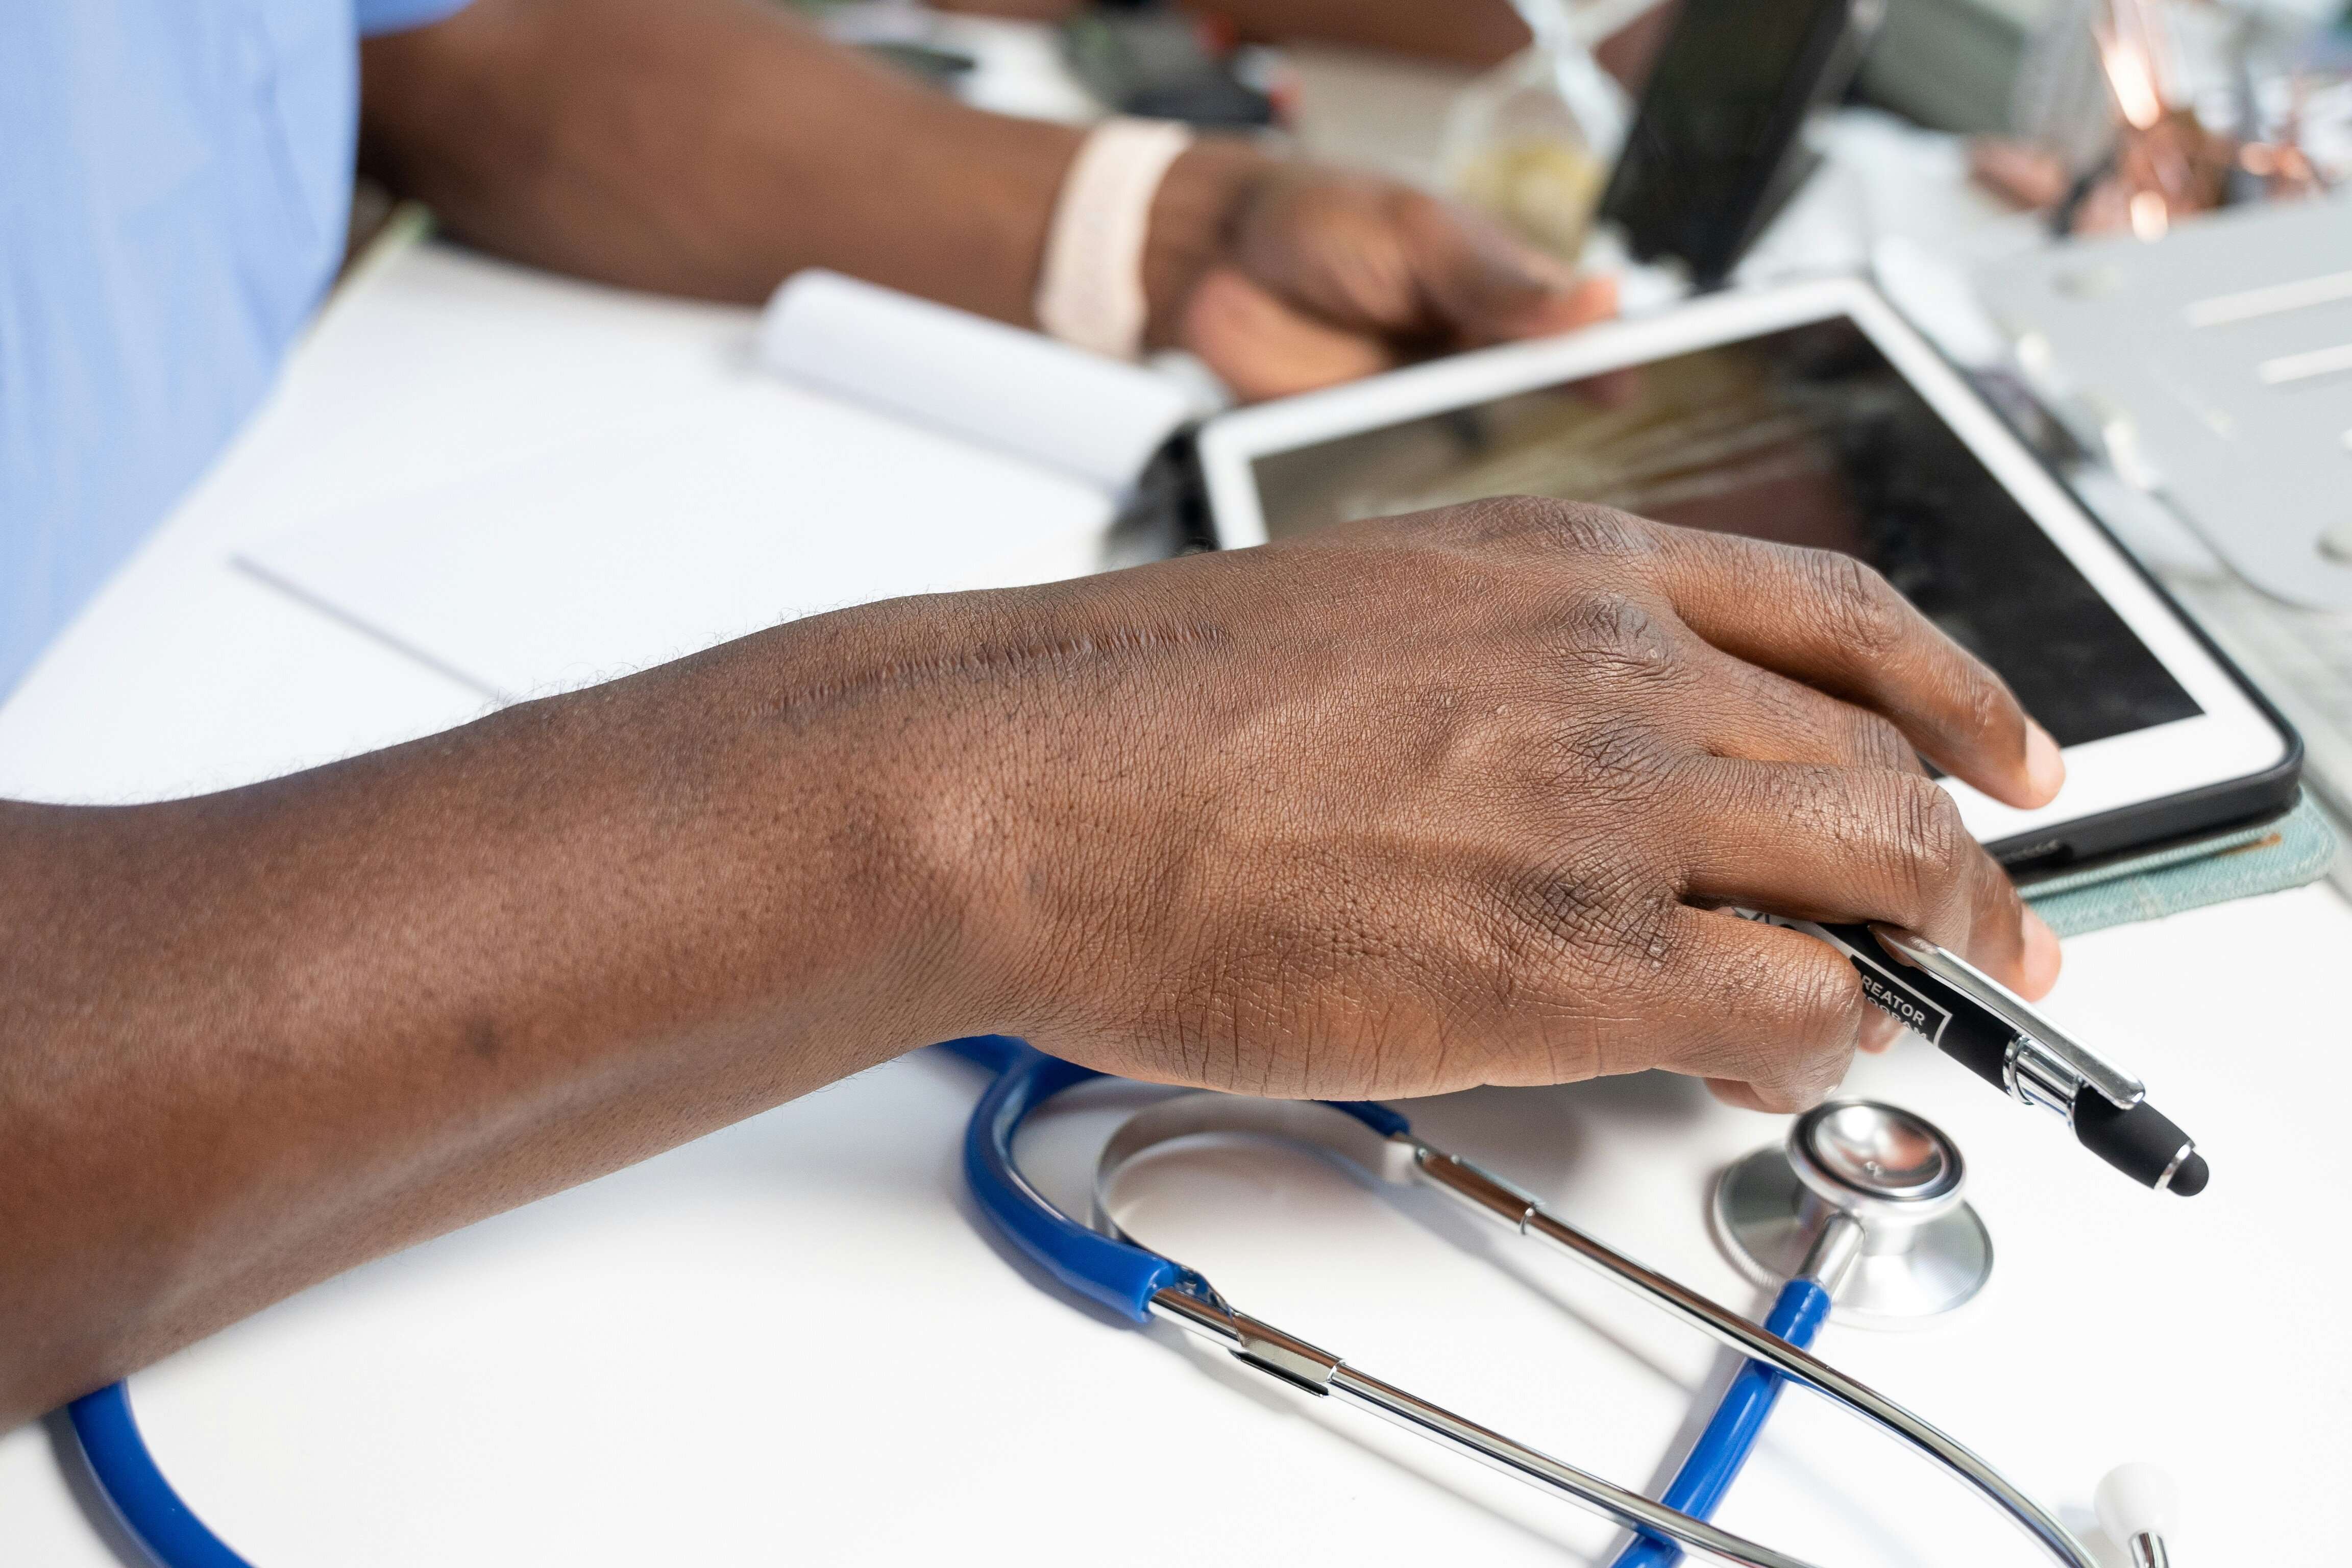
[2024,722,2066,805]
[1858,1010,1903,1054]
[2019,905,2063,1000]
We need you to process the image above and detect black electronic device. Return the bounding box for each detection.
[1598,0,1883,286]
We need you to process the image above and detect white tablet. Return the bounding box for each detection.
[1194,277,2298,866]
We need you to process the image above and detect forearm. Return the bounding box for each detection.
[925,0,1533,68]
[0,608,981,1427]
[1185,0,1530,66]
[359,0,1084,316]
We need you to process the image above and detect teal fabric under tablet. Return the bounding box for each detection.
[2021,794,2340,938]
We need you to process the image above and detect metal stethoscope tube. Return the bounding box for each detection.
[1146,1286,1817,1568]
[1066,1058,2096,1568]
[1417,1147,2083,1565]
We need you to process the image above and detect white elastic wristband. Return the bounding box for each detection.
[1034,117,1194,361]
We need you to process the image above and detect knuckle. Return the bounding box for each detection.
[1436,495,1550,546]
[1699,947,1860,1113]
[1970,849,2025,927]
[1539,501,1658,560]
[1759,1041,1855,1112]
[1559,593,1682,680]
[1808,550,1908,663]
[1881,773,1973,911]
[1956,667,2015,743]
[1852,710,1919,772]
[1385,183,1440,222]
[1783,944,1869,1040]
[1388,185,1459,240]
[1757,955,1863,1108]
[1553,712,1680,791]
[1507,873,1680,992]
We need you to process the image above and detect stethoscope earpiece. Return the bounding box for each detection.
[2096,1462,2178,1568]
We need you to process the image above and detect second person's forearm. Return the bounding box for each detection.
[359,0,1086,317]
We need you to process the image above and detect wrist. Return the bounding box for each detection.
[1138,138,1273,351]
[721,598,1056,1050]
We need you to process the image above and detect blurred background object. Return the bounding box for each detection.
[1976,193,2352,609]
[2011,0,2125,173]
[1857,0,2043,131]
[1438,1,1640,262]
[1971,190,2352,854]
[1963,0,2346,234]
[1058,6,1282,128]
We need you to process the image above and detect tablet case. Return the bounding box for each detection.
[2020,791,2339,938]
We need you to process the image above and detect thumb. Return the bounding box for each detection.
[1704,1076,1779,1113]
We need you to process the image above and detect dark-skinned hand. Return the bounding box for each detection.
[864,498,2064,1107]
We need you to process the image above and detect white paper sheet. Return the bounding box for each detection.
[239,379,1114,704]
[758,269,1193,492]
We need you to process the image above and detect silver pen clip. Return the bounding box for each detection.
[1866,924,2144,1110]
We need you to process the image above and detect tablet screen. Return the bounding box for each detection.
[1247,316,2200,749]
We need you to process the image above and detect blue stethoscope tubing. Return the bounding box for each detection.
[62,1034,2072,1568]
[949,1031,1412,1321]
[68,1296,1818,1568]
[68,1380,253,1568]
[1613,1277,1832,1567]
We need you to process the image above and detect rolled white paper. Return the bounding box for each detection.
[758,269,1195,494]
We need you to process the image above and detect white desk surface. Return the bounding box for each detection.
[4,66,2349,1568]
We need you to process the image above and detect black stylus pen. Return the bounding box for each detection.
[1766,916,2209,1195]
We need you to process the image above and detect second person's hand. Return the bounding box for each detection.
[1145,148,1620,402]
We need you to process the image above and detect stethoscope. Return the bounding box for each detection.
[67,1034,2173,1567]
[947,1034,2110,1568]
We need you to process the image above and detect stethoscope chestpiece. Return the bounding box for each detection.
[1790,1099,1968,1235]
[1713,1098,1994,1328]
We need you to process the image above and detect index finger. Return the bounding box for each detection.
[1652,529,2065,810]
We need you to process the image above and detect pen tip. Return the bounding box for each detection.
[2168,1152,2209,1197]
